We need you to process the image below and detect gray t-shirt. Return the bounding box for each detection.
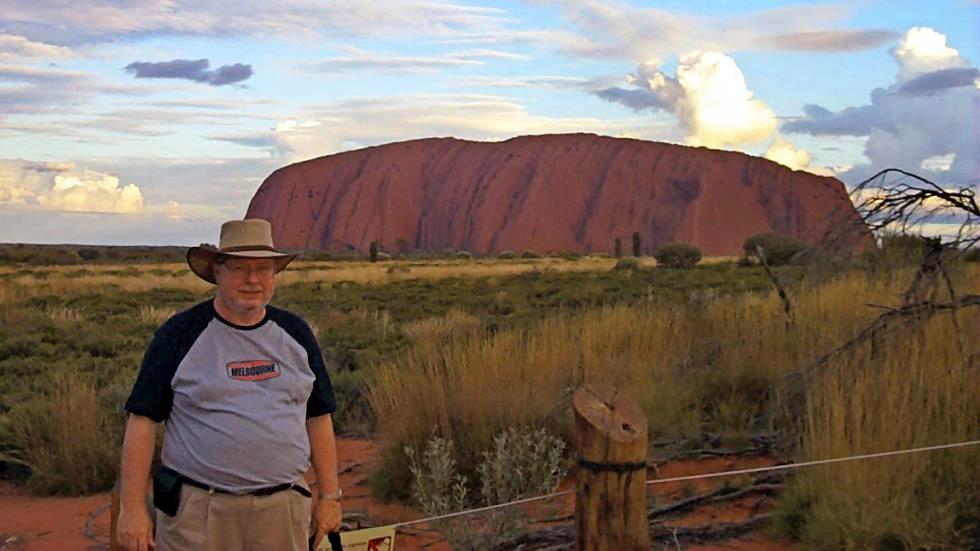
[125,300,336,493]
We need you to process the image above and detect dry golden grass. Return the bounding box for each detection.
[787,308,979,547]
[136,305,177,325]
[401,309,483,349]
[368,265,979,515]
[9,370,119,495]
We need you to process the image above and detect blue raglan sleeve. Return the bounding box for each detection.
[299,322,337,418]
[124,323,179,422]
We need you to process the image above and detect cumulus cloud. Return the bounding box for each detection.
[891,27,967,81]
[764,137,812,171]
[125,58,253,86]
[0,160,143,213]
[595,52,776,148]
[783,27,979,186]
[0,33,72,60]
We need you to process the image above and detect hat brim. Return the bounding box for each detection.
[187,247,298,284]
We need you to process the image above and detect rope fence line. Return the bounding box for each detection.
[391,438,980,529]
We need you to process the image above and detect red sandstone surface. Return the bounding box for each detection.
[247,133,868,256]
[0,439,794,550]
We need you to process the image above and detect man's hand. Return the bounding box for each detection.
[117,504,155,551]
[310,498,342,549]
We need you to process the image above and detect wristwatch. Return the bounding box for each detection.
[319,488,343,501]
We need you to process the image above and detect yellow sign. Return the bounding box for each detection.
[317,526,396,551]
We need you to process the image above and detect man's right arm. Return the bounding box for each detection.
[117,414,158,551]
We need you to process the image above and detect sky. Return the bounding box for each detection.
[0,0,977,245]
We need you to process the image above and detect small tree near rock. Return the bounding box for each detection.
[654,243,702,269]
[614,237,623,259]
[743,233,807,266]
[369,240,379,262]
[632,232,642,257]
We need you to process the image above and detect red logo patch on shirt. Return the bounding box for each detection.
[226,360,280,381]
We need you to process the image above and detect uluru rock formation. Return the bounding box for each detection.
[246,134,869,256]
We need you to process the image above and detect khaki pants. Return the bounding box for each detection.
[155,481,311,551]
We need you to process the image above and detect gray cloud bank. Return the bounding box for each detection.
[125,58,253,86]
[783,28,979,186]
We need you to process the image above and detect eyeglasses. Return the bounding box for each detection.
[222,263,276,278]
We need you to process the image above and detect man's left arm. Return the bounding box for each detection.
[308,413,342,546]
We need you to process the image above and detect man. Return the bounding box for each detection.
[117,219,342,551]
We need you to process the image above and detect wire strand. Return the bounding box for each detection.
[390,438,980,529]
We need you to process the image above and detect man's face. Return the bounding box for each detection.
[213,257,277,318]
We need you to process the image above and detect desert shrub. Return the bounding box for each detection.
[369,241,379,262]
[613,257,640,270]
[497,250,516,259]
[77,248,101,261]
[407,428,566,549]
[614,237,623,259]
[962,247,980,263]
[631,232,642,257]
[477,426,566,505]
[654,243,702,269]
[556,250,580,261]
[407,436,470,542]
[376,251,391,261]
[520,250,540,259]
[8,370,121,495]
[743,233,808,266]
[456,250,472,259]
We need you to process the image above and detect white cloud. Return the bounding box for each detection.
[892,27,967,81]
[596,52,776,148]
[674,52,776,148]
[0,34,72,60]
[0,160,143,213]
[764,137,812,171]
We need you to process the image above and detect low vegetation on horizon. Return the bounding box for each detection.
[0,237,977,549]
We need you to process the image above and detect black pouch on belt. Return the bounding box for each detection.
[152,465,183,517]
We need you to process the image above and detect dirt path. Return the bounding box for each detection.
[0,440,794,550]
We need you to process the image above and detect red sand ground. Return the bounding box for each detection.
[0,439,795,550]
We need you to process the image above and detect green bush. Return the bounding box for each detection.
[654,242,702,269]
[743,233,808,266]
[497,250,516,259]
[407,428,566,548]
[520,250,540,259]
[456,251,472,259]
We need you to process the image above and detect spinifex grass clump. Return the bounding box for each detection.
[772,310,980,548]
[8,370,122,495]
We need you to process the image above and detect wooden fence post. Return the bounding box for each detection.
[574,383,649,550]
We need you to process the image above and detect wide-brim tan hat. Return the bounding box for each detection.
[187,219,298,284]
